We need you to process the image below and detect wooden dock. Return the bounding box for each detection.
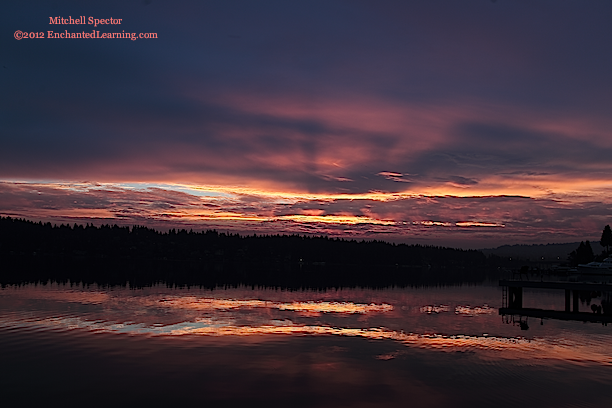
[499,307,612,324]
[499,279,611,325]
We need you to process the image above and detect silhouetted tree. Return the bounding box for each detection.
[600,225,612,254]
[568,241,595,266]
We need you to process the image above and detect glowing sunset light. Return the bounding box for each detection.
[150,209,394,225]
[2,1,612,247]
[455,222,505,228]
[1,178,609,247]
[416,221,454,227]
[276,214,395,225]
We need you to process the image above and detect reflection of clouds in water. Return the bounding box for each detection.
[158,296,394,314]
[454,305,495,316]
[7,289,110,305]
[420,304,495,316]
[5,287,393,315]
[2,314,611,366]
[3,288,394,321]
[3,286,612,367]
[420,305,450,314]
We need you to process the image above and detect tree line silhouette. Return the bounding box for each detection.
[567,225,612,266]
[1,216,501,288]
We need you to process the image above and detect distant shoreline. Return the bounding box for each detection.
[0,216,571,288]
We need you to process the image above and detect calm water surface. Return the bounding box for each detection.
[1,282,611,407]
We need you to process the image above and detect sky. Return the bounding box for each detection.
[1,0,611,248]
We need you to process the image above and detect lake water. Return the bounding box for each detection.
[1,281,611,407]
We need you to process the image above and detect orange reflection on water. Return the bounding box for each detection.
[419,304,495,316]
[158,297,394,314]
[119,323,612,366]
[454,305,495,316]
[4,315,610,366]
[3,286,611,368]
[420,305,450,314]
